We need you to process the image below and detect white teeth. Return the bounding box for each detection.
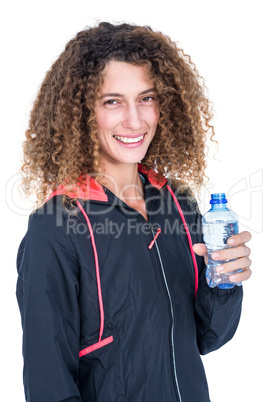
[114,135,144,143]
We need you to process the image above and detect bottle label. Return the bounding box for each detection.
[203,222,239,251]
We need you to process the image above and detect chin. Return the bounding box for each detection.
[122,152,147,165]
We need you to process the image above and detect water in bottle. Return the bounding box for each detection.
[202,193,242,289]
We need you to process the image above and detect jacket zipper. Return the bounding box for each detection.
[116,193,183,401]
[149,223,183,402]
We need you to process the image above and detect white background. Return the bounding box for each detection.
[1,0,267,400]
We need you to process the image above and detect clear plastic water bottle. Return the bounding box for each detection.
[202,193,242,289]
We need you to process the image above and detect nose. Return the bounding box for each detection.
[122,104,143,130]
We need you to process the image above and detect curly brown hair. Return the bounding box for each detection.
[21,21,215,207]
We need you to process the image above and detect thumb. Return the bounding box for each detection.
[192,243,208,265]
[192,243,208,258]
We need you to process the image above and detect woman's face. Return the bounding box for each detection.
[95,61,159,168]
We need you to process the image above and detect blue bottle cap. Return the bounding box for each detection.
[210,193,228,204]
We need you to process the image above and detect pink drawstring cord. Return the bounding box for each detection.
[148,228,161,249]
[166,185,199,297]
[76,201,104,342]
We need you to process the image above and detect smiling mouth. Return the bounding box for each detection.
[113,134,145,144]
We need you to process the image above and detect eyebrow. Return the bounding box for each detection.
[100,87,156,99]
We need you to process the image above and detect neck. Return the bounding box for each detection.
[97,162,144,200]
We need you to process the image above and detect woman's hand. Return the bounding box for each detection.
[193,231,252,283]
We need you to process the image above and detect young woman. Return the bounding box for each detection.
[16,22,252,402]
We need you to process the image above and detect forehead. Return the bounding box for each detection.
[100,61,154,92]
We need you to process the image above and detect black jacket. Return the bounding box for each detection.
[16,167,243,401]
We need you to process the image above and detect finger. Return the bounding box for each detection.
[212,244,251,261]
[227,230,252,246]
[216,257,252,274]
[229,267,252,283]
[192,243,208,257]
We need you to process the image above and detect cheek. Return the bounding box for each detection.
[96,110,121,133]
[140,107,159,128]
[151,108,160,128]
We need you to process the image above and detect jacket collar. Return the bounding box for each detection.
[47,164,167,203]
[137,163,167,189]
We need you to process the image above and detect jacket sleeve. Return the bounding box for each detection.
[192,206,243,355]
[16,207,81,401]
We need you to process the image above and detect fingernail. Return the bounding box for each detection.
[216,265,224,273]
[212,252,220,260]
[230,275,237,282]
[228,238,235,245]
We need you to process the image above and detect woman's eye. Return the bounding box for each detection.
[104,99,118,105]
[141,96,154,102]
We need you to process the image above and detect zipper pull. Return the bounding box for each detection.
[148,228,161,249]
